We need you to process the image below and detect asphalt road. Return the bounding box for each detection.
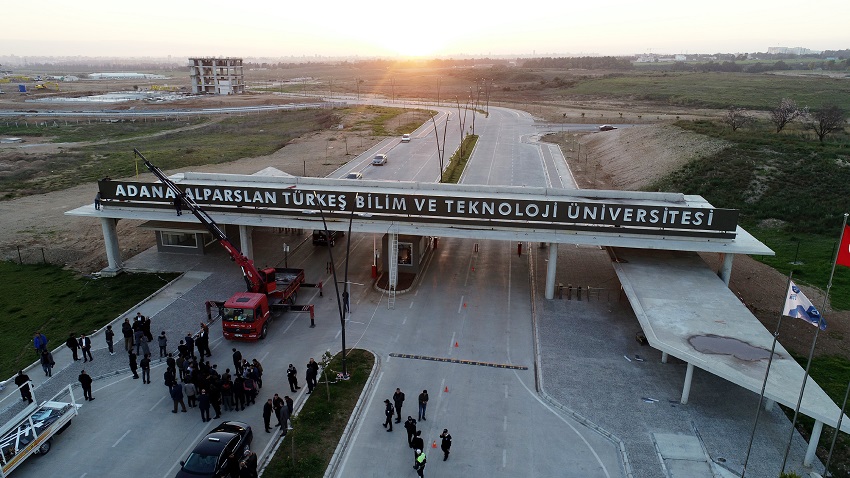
[5,100,628,478]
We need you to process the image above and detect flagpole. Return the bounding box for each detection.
[780,212,848,473]
[741,270,793,477]
[823,212,850,477]
[823,379,850,476]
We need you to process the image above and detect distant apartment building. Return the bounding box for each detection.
[189,57,244,95]
[767,47,822,55]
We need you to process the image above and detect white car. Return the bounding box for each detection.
[598,124,617,131]
[372,154,388,165]
[401,134,411,143]
[345,172,363,179]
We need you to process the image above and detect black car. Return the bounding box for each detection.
[175,421,253,478]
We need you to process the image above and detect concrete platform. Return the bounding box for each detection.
[612,248,849,435]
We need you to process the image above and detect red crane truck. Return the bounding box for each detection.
[135,149,320,341]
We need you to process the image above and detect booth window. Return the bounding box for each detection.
[397,242,413,265]
[161,232,198,248]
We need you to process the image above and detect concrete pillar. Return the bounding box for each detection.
[719,253,735,286]
[100,217,123,273]
[239,225,254,260]
[764,399,774,412]
[804,420,823,466]
[661,352,668,364]
[681,363,695,404]
[545,243,558,299]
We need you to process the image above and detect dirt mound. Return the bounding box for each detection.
[581,124,730,191]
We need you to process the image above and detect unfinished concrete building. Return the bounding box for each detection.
[189,57,244,95]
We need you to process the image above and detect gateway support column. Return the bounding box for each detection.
[545,243,558,299]
[100,217,123,274]
[239,225,254,260]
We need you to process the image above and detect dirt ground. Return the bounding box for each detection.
[1,98,846,361]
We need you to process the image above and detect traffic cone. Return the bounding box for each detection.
[454,342,458,348]
[432,440,438,448]
[444,386,449,393]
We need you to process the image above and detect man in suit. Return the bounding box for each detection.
[79,334,93,362]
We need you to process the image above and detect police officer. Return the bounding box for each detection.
[413,449,427,478]
[440,429,452,460]
[382,399,394,431]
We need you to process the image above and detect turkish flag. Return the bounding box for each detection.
[837,225,850,268]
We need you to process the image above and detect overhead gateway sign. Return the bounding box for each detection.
[98,180,739,239]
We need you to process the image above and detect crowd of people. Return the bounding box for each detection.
[24,315,336,478]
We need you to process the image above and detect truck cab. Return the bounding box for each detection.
[220,292,271,340]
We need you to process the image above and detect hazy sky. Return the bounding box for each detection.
[3,0,847,58]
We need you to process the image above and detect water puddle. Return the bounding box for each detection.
[688,334,777,361]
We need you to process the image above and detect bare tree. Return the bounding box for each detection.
[807,105,847,143]
[770,98,805,133]
[722,106,753,132]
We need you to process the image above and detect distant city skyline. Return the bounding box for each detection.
[3,0,848,59]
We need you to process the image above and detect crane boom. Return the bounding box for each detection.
[133,148,264,293]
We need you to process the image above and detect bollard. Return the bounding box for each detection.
[517,242,523,256]
[434,237,439,250]
[567,284,572,300]
[577,286,582,301]
[309,305,316,328]
[557,283,563,300]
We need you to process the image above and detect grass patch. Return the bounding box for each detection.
[0,262,178,377]
[264,349,374,477]
[782,354,850,478]
[0,109,337,199]
[561,72,850,110]
[441,135,478,183]
[648,119,850,307]
[0,117,205,143]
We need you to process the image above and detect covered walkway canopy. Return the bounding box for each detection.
[613,247,850,466]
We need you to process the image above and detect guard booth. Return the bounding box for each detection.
[381,234,433,275]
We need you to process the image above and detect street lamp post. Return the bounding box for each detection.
[316,196,348,378]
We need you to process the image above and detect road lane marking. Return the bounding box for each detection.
[457,295,464,314]
[389,353,528,370]
[149,395,167,412]
[112,429,132,448]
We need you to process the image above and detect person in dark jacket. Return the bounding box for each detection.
[440,429,452,461]
[198,389,211,422]
[140,353,151,384]
[393,388,405,423]
[14,371,33,403]
[121,318,134,353]
[411,430,424,455]
[170,382,187,413]
[129,350,139,379]
[382,399,394,431]
[305,358,319,394]
[79,333,93,362]
[263,399,273,432]
[78,370,94,401]
[404,416,418,448]
[40,350,55,377]
[66,333,80,361]
[286,364,299,392]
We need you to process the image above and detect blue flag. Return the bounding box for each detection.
[784,281,826,330]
